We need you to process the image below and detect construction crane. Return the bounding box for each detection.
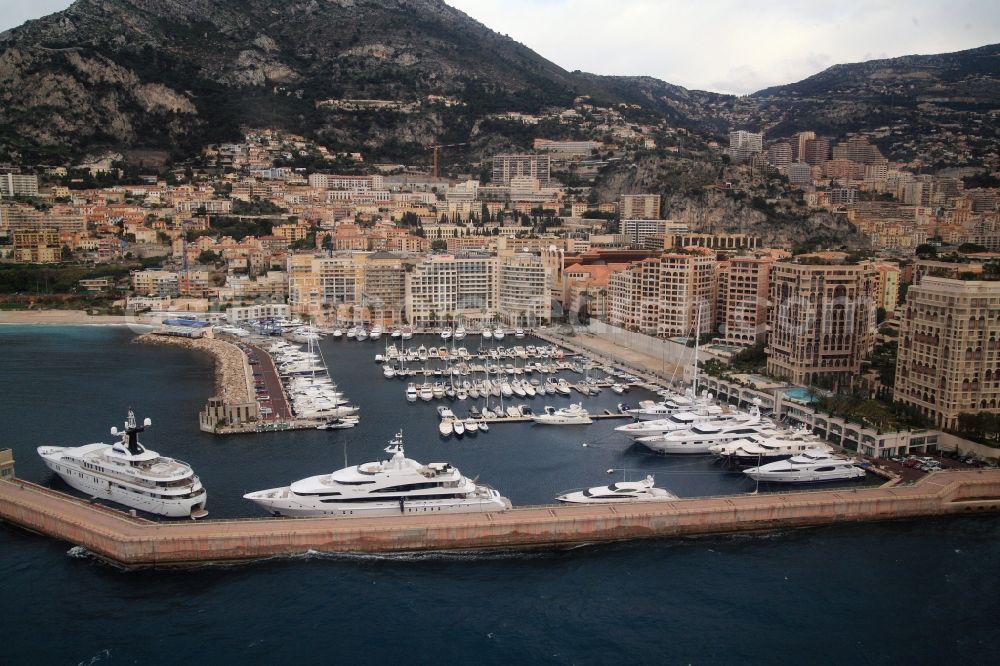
[426,142,468,178]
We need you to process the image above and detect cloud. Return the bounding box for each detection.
[0,0,73,32]
[445,0,1000,94]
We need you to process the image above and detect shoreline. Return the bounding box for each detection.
[0,309,159,327]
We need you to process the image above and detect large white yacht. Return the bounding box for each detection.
[244,431,511,517]
[532,403,593,425]
[615,405,729,439]
[37,410,208,518]
[626,391,711,420]
[710,430,831,467]
[636,407,776,454]
[743,450,866,483]
[556,475,677,504]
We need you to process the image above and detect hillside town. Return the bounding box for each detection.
[2,98,1000,452]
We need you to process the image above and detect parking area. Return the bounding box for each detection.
[245,343,291,421]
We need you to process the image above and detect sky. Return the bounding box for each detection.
[2,0,998,94]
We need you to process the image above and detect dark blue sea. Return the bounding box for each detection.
[1,325,998,664]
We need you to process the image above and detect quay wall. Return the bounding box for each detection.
[2,471,1000,567]
[137,333,252,405]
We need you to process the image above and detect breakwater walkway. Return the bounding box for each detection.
[2,470,999,568]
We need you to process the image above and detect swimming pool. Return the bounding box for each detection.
[784,387,819,403]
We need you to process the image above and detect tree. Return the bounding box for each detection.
[915,243,937,259]
[198,250,221,265]
[430,239,447,251]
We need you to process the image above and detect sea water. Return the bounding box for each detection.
[0,326,997,664]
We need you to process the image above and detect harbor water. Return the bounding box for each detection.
[0,325,998,664]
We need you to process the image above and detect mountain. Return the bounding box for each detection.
[0,0,613,162]
[0,1,996,166]
[740,44,1000,163]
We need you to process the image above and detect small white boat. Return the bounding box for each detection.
[401,326,414,340]
[317,417,359,430]
[494,327,505,340]
[439,420,454,437]
[464,419,479,434]
[454,326,467,340]
[346,327,358,339]
[370,325,384,340]
[478,421,489,433]
[453,419,466,436]
[332,329,344,339]
[391,328,402,338]
[383,366,396,379]
[482,328,493,340]
[405,383,418,402]
[441,328,453,340]
[514,328,525,338]
[356,328,369,342]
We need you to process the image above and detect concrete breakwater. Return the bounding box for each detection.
[137,333,252,405]
[1,470,999,568]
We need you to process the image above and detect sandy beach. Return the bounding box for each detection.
[0,309,160,327]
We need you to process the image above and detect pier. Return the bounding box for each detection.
[2,470,999,568]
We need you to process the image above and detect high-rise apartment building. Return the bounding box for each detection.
[498,253,552,327]
[766,261,879,385]
[492,154,551,186]
[728,130,763,163]
[405,253,498,327]
[621,219,667,246]
[803,137,830,166]
[723,255,775,347]
[0,173,39,197]
[894,277,1000,429]
[794,131,816,161]
[767,142,793,172]
[620,194,662,220]
[787,162,813,185]
[608,249,716,337]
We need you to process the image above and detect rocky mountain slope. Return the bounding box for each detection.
[0,0,607,161]
[0,0,996,166]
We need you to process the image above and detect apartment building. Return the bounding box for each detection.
[0,173,39,197]
[722,254,775,347]
[492,154,551,187]
[766,261,879,385]
[12,228,61,263]
[895,277,1000,430]
[621,219,666,246]
[728,130,763,163]
[405,253,498,327]
[131,269,180,297]
[608,249,716,337]
[498,253,552,327]
[308,174,385,191]
[767,142,792,171]
[620,194,661,220]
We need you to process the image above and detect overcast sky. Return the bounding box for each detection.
[2,0,998,94]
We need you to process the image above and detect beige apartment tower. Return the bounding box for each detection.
[894,277,1000,430]
[766,261,879,385]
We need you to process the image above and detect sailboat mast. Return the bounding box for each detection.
[692,301,701,396]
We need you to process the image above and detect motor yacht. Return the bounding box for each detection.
[454,326,467,340]
[532,403,593,425]
[401,326,414,340]
[556,475,676,504]
[440,327,453,340]
[482,327,493,340]
[514,328,525,338]
[615,405,729,439]
[744,450,866,483]
[493,327,505,340]
[711,431,831,467]
[244,432,511,517]
[636,407,776,455]
[37,410,207,519]
[369,325,384,340]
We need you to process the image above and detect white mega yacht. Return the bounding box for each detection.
[743,450,866,483]
[614,405,729,439]
[636,407,776,454]
[710,430,831,467]
[37,410,207,518]
[244,431,511,517]
[556,475,677,504]
[626,391,711,420]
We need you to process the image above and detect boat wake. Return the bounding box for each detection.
[77,648,112,666]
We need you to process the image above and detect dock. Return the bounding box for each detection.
[2,470,998,568]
